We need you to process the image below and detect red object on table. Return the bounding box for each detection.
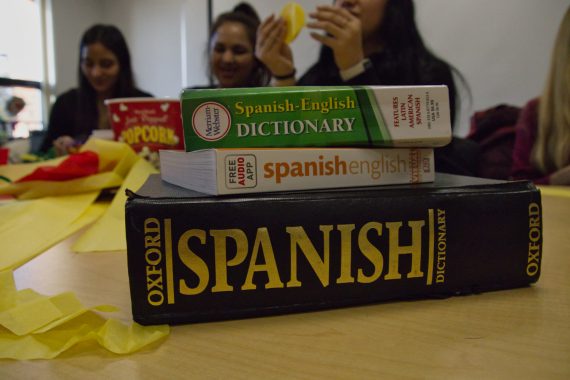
[15,151,99,182]
[0,148,8,165]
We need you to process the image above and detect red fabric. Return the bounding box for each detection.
[510,99,551,185]
[467,104,520,180]
[16,151,99,182]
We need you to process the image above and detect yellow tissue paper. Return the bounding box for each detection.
[0,157,66,181]
[0,192,101,271]
[0,291,83,336]
[538,185,570,198]
[73,157,158,252]
[0,138,144,269]
[0,270,16,308]
[0,270,169,360]
[0,138,139,200]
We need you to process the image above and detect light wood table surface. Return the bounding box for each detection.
[2,193,569,379]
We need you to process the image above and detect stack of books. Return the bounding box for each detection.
[125,86,542,325]
[159,86,450,194]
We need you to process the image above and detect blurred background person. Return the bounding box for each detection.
[256,0,460,124]
[0,95,25,140]
[257,0,476,175]
[40,24,152,156]
[511,7,570,185]
[198,2,270,88]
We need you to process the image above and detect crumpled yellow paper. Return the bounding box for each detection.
[73,157,158,252]
[0,270,169,359]
[0,138,149,270]
[0,138,139,200]
[0,191,104,271]
[538,185,570,198]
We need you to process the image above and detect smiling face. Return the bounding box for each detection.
[210,21,256,88]
[80,42,120,97]
[335,0,389,42]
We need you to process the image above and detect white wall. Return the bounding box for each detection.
[50,0,570,135]
[102,0,193,98]
[51,0,102,95]
[415,0,570,135]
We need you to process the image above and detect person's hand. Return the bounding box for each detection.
[53,135,76,156]
[550,165,570,186]
[256,14,295,80]
[307,5,364,70]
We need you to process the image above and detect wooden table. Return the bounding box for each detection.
[2,193,570,379]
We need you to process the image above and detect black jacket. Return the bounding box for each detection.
[298,50,457,126]
[40,88,152,152]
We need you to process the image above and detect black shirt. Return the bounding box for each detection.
[40,88,152,152]
[298,50,457,126]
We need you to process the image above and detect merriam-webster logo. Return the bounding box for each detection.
[225,154,257,189]
[192,101,231,141]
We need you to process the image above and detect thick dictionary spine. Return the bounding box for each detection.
[215,147,434,194]
[181,85,452,151]
[125,182,542,325]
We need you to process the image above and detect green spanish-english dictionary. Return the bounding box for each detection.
[180,85,452,151]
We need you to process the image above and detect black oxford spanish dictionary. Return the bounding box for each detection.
[125,173,542,325]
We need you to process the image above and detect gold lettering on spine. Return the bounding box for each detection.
[527,202,541,276]
[178,229,209,296]
[384,221,425,280]
[426,209,435,285]
[435,209,447,284]
[286,226,332,287]
[211,229,248,292]
[336,224,356,284]
[242,228,284,290]
[144,218,164,307]
[164,219,175,304]
[356,222,384,283]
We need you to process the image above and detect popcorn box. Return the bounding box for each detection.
[106,98,184,165]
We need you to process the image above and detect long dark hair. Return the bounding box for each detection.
[316,0,468,126]
[208,2,270,87]
[77,24,139,133]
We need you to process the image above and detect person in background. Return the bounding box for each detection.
[40,24,152,155]
[202,2,270,88]
[0,95,25,140]
[257,0,459,121]
[256,0,477,175]
[511,7,570,185]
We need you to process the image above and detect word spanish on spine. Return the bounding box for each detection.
[159,147,434,195]
[180,85,452,151]
[125,173,542,325]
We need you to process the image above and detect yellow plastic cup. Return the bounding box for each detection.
[281,2,305,44]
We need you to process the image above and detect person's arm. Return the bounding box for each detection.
[256,15,296,86]
[257,4,366,87]
[510,99,551,184]
[39,92,76,153]
[307,5,364,72]
[550,165,570,185]
[341,58,380,85]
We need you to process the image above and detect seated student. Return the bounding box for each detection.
[511,7,570,185]
[40,24,152,156]
[257,0,458,120]
[198,2,270,88]
[0,94,25,139]
[256,0,478,175]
